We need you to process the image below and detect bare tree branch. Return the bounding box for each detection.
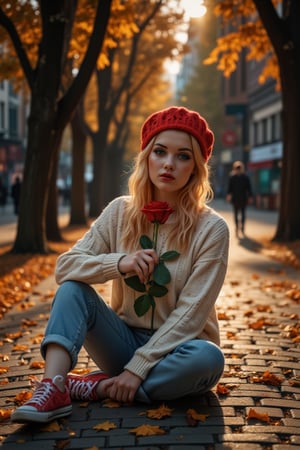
[57,0,113,128]
[0,6,34,89]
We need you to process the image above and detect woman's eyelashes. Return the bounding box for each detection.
[153,148,192,161]
[178,152,192,161]
[153,148,165,156]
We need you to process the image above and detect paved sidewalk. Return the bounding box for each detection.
[0,202,299,449]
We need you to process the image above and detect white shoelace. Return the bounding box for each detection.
[28,375,65,406]
[68,379,97,400]
[29,380,54,406]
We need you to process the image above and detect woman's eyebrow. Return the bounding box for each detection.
[154,142,193,152]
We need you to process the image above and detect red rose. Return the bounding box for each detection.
[125,200,179,332]
[141,201,174,224]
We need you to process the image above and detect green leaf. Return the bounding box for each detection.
[148,281,168,297]
[134,294,154,316]
[153,262,171,285]
[140,235,153,249]
[160,250,180,261]
[124,275,146,292]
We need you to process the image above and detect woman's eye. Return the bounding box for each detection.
[153,148,165,156]
[178,153,191,160]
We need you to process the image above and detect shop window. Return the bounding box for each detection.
[271,113,282,142]
[253,122,259,146]
[262,118,268,144]
[271,114,276,142]
[229,71,237,97]
[0,101,4,131]
[9,104,18,137]
[8,82,17,98]
[258,169,270,194]
[276,113,282,141]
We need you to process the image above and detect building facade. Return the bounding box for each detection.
[248,76,282,210]
[0,80,27,193]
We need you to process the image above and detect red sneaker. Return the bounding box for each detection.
[66,371,109,401]
[11,375,72,423]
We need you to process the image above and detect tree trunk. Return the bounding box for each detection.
[273,55,300,240]
[88,132,107,217]
[45,125,67,242]
[69,105,88,225]
[105,144,126,203]
[46,154,64,242]
[11,0,74,253]
[253,0,300,241]
[13,98,59,253]
[8,0,112,253]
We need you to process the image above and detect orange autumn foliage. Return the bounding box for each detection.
[0,408,13,422]
[12,344,29,352]
[29,361,45,369]
[144,403,174,419]
[14,390,32,406]
[53,439,71,450]
[251,370,283,387]
[129,424,166,436]
[93,421,117,432]
[40,420,62,432]
[0,228,86,320]
[102,399,122,408]
[204,0,281,90]
[248,317,274,330]
[247,408,270,423]
[216,383,230,395]
[186,408,209,427]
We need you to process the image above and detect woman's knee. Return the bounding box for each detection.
[55,280,95,298]
[51,281,106,328]
[180,340,224,374]
[53,281,98,308]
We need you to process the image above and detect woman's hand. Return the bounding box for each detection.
[118,249,158,283]
[101,370,142,403]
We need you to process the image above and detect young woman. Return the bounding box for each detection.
[12,106,229,423]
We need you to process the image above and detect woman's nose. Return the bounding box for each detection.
[164,157,174,170]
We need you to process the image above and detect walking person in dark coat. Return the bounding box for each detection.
[11,176,22,215]
[226,161,253,237]
[0,177,8,210]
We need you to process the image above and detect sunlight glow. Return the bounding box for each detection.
[180,0,207,19]
[164,0,208,77]
[164,59,181,75]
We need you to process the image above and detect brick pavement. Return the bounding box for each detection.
[0,225,300,448]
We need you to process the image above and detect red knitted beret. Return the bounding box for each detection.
[140,106,214,162]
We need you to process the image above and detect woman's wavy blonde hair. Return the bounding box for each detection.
[122,134,214,254]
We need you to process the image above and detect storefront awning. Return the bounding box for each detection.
[248,160,273,169]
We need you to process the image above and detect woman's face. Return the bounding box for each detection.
[148,129,196,203]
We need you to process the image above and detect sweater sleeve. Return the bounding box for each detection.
[55,197,127,285]
[124,214,229,379]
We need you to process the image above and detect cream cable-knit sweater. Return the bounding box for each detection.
[55,196,229,380]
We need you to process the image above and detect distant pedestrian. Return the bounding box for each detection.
[0,177,7,209]
[226,161,253,237]
[11,176,22,215]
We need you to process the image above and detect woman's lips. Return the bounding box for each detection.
[160,173,175,181]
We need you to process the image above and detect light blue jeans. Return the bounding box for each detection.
[41,281,224,403]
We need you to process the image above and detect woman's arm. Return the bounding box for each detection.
[55,196,159,286]
[55,197,127,285]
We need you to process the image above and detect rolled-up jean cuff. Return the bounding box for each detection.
[135,385,151,404]
[41,334,78,370]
